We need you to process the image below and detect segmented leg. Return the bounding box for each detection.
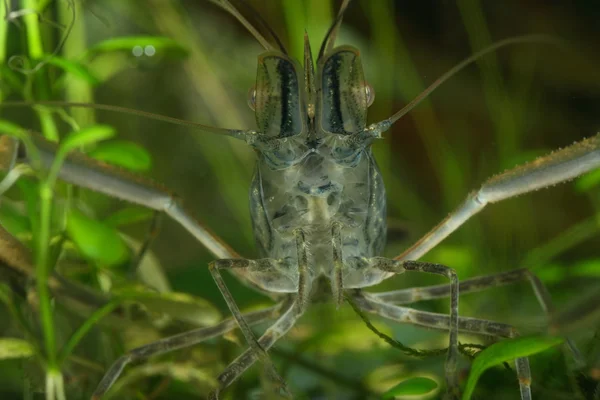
[12,134,282,295]
[374,268,540,305]
[209,298,305,400]
[91,302,287,399]
[353,257,459,395]
[396,133,600,262]
[7,135,295,393]
[372,268,583,363]
[353,291,532,400]
[208,229,311,399]
[210,260,290,396]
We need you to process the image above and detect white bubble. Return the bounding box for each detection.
[144,45,156,57]
[132,46,143,57]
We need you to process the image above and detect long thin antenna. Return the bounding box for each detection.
[384,35,565,126]
[0,101,255,141]
[236,0,287,54]
[208,0,275,52]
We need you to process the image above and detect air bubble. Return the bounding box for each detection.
[132,46,143,57]
[144,45,156,56]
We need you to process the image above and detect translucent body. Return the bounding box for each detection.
[238,43,391,294]
[249,143,389,292]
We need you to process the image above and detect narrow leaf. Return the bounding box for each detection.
[66,208,129,267]
[576,168,600,192]
[382,376,438,399]
[0,120,27,139]
[60,125,115,155]
[48,125,115,184]
[0,338,35,360]
[0,201,31,236]
[89,140,152,171]
[462,335,564,400]
[46,56,101,85]
[87,36,187,58]
[114,287,221,326]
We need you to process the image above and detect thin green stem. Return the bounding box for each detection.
[22,0,44,59]
[37,182,63,400]
[45,370,55,400]
[525,213,600,271]
[57,299,121,365]
[0,0,9,62]
[53,371,66,400]
[0,0,9,103]
[21,0,59,141]
[0,284,43,357]
[57,0,95,127]
[37,184,55,360]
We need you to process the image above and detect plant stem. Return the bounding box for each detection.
[0,0,9,64]
[45,370,55,400]
[38,182,61,399]
[57,0,95,127]
[21,0,59,141]
[0,0,8,103]
[57,298,121,365]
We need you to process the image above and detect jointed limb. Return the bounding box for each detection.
[6,132,281,296]
[356,257,460,394]
[209,261,291,397]
[208,229,311,399]
[209,297,305,399]
[397,133,600,262]
[91,301,286,399]
[352,290,532,400]
[374,263,582,362]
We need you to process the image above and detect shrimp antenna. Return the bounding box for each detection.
[235,0,288,54]
[384,35,566,127]
[208,0,280,52]
[317,0,352,62]
[0,101,256,141]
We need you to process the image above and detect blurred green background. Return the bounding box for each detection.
[1,0,599,399]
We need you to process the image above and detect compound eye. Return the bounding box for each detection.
[365,82,375,107]
[247,85,257,111]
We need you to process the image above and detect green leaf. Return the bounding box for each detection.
[0,120,27,139]
[0,65,24,93]
[462,335,564,400]
[0,338,35,360]
[0,201,31,236]
[575,168,600,192]
[572,259,600,278]
[60,125,116,154]
[46,56,100,85]
[104,207,155,227]
[382,376,438,399]
[0,283,13,306]
[121,235,171,293]
[88,140,152,172]
[49,125,116,183]
[87,36,187,58]
[114,287,221,326]
[66,208,129,267]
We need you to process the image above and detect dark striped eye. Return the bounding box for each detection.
[254,54,303,137]
[320,46,369,135]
